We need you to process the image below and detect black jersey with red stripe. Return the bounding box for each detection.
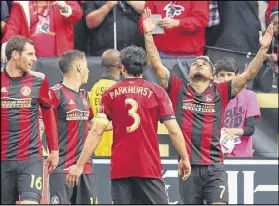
[49,83,94,174]
[167,73,232,165]
[1,68,51,160]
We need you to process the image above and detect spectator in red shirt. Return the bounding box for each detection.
[1,1,83,62]
[265,1,278,27]
[139,1,209,57]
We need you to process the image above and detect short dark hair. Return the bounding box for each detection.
[192,55,214,72]
[59,50,86,74]
[214,57,239,75]
[5,35,34,61]
[120,45,148,77]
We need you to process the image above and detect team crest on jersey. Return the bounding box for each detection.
[51,196,60,204]
[203,94,213,102]
[21,86,31,96]
[163,3,185,18]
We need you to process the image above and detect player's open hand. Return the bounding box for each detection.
[178,158,191,181]
[259,23,274,49]
[45,150,59,174]
[143,7,156,33]
[65,165,83,186]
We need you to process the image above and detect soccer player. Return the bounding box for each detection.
[1,35,59,204]
[89,49,121,156]
[48,50,98,204]
[66,45,191,204]
[142,7,274,204]
[215,57,261,157]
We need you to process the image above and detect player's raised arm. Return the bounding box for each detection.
[231,24,274,97]
[143,7,170,89]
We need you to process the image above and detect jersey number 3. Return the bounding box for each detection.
[125,98,140,133]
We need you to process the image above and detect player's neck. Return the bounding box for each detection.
[62,77,81,93]
[124,74,143,79]
[105,71,120,79]
[190,80,210,94]
[5,61,25,77]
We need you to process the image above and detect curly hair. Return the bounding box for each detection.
[214,57,239,75]
[120,45,148,77]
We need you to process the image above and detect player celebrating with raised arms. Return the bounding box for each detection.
[142,7,274,204]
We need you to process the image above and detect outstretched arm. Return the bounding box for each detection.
[143,8,170,89]
[231,24,274,97]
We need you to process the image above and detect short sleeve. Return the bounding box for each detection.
[39,77,52,109]
[158,88,176,123]
[246,91,261,119]
[166,73,184,112]
[97,91,111,121]
[48,88,60,110]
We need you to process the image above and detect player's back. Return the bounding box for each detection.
[101,78,173,179]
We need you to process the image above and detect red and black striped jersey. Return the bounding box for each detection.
[1,68,52,160]
[49,83,94,174]
[167,73,232,165]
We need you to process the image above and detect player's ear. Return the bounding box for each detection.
[12,50,19,60]
[121,64,126,73]
[77,65,82,73]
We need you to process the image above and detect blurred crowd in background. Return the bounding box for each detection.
[1,1,278,66]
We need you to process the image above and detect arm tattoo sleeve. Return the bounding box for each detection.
[160,74,170,90]
[144,32,170,89]
[231,47,268,96]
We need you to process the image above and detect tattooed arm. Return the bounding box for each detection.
[143,7,170,89]
[231,24,274,97]
[144,32,170,89]
[231,47,268,97]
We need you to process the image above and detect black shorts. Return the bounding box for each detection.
[179,164,229,204]
[1,156,44,204]
[48,173,98,204]
[111,177,168,204]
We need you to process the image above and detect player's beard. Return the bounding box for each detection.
[192,71,207,81]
